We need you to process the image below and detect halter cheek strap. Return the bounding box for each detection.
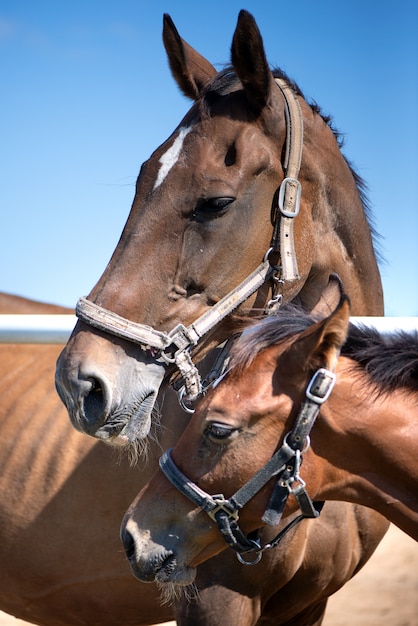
[271,78,303,283]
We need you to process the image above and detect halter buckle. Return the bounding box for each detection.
[306,368,336,404]
[167,323,199,352]
[278,177,301,218]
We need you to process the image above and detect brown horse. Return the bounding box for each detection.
[55,10,382,446]
[122,296,418,579]
[0,292,387,626]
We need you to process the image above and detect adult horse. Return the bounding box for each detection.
[55,10,382,445]
[0,293,387,626]
[122,296,418,574]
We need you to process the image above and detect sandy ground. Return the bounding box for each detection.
[0,524,417,626]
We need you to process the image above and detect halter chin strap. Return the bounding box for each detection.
[75,79,303,403]
[159,367,336,565]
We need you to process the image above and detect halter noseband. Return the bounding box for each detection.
[159,367,336,565]
[75,79,303,404]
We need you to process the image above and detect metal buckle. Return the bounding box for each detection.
[168,323,198,351]
[278,177,302,218]
[207,495,240,523]
[306,368,336,404]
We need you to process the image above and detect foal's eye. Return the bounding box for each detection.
[205,422,237,442]
[194,197,234,220]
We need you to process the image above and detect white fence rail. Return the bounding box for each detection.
[0,315,76,343]
[0,315,417,344]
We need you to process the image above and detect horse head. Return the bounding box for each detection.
[56,11,382,445]
[119,297,352,583]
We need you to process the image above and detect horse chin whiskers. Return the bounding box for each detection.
[156,580,199,606]
[113,402,163,467]
[127,437,150,467]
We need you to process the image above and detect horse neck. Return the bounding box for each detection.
[312,359,418,538]
[298,114,383,315]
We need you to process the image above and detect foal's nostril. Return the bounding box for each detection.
[121,528,136,562]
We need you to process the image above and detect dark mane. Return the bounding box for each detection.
[229,308,418,394]
[199,66,381,262]
[343,324,418,394]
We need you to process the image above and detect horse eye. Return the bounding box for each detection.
[194,197,234,219]
[205,422,237,442]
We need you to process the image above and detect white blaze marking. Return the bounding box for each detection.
[153,126,191,190]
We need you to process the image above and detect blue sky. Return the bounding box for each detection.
[1,1,417,316]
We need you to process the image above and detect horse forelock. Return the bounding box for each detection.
[200,66,333,133]
[228,306,315,373]
[199,66,302,114]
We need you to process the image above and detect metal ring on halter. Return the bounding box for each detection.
[266,295,282,312]
[178,386,195,414]
[236,550,263,566]
[159,349,177,365]
[264,246,283,312]
[263,247,274,263]
[264,247,283,280]
[283,432,311,454]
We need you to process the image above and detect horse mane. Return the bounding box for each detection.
[198,66,381,262]
[229,307,418,395]
[342,324,418,394]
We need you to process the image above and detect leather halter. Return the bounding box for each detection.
[75,79,303,403]
[159,367,336,565]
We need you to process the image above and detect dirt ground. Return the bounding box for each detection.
[0,524,417,626]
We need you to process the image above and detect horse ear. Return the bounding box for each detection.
[231,10,274,113]
[310,274,346,317]
[163,14,217,100]
[281,295,351,377]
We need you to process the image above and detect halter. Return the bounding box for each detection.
[75,79,303,404]
[159,367,336,565]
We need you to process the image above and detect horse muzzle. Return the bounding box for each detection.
[120,521,196,585]
[55,327,166,441]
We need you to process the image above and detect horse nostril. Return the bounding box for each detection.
[121,528,136,562]
[69,370,114,436]
[83,377,107,426]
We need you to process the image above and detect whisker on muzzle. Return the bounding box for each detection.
[157,580,199,606]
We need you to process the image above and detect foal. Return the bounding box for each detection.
[121,296,418,587]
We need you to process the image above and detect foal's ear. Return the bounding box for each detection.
[283,296,351,376]
[163,14,217,100]
[231,10,274,114]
